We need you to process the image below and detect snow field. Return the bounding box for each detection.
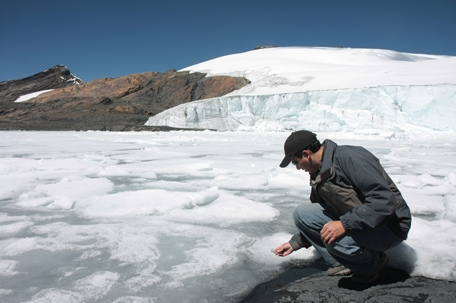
[0,131,455,302]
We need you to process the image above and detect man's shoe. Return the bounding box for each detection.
[327,265,352,276]
[351,252,388,284]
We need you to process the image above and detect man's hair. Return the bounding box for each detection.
[308,140,321,153]
[294,140,321,158]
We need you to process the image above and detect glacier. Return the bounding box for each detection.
[145,84,456,136]
[145,47,456,136]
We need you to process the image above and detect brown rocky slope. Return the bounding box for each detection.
[0,66,250,131]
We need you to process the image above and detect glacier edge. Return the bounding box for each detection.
[144,84,456,136]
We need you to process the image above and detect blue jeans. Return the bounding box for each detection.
[293,203,403,275]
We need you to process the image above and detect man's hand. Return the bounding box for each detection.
[274,242,294,257]
[320,220,346,244]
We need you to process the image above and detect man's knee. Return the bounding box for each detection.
[293,204,310,227]
[293,203,324,229]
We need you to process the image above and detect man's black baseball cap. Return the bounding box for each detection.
[279,131,317,168]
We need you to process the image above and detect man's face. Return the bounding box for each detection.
[292,151,319,174]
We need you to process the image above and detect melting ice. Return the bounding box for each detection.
[1,131,456,303]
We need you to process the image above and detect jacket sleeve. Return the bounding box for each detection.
[289,232,312,250]
[337,146,397,231]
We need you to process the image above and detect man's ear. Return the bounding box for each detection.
[302,150,310,158]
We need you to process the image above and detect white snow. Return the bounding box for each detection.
[0,131,455,302]
[14,89,54,103]
[1,47,456,302]
[182,47,456,93]
[145,47,456,135]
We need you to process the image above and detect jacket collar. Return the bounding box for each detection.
[320,139,337,173]
[310,139,338,184]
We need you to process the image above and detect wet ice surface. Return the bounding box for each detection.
[0,131,455,303]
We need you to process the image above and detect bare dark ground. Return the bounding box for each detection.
[239,260,456,303]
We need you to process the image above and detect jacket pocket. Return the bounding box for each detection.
[318,182,363,216]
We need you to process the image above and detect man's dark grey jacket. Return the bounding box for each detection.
[309,139,412,240]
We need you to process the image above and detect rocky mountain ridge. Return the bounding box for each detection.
[0,66,249,131]
[0,65,83,102]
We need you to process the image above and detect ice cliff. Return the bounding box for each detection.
[145,84,456,136]
[144,47,456,136]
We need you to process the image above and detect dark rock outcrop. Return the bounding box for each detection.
[240,261,456,303]
[0,67,250,131]
[0,65,83,103]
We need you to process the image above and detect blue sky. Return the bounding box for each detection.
[1,0,455,82]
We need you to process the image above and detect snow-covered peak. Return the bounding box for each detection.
[181,47,456,95]
[149,47,456,136]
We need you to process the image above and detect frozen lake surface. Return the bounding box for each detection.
[1,131,455,303]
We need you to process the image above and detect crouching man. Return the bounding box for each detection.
[274,130,412,283]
